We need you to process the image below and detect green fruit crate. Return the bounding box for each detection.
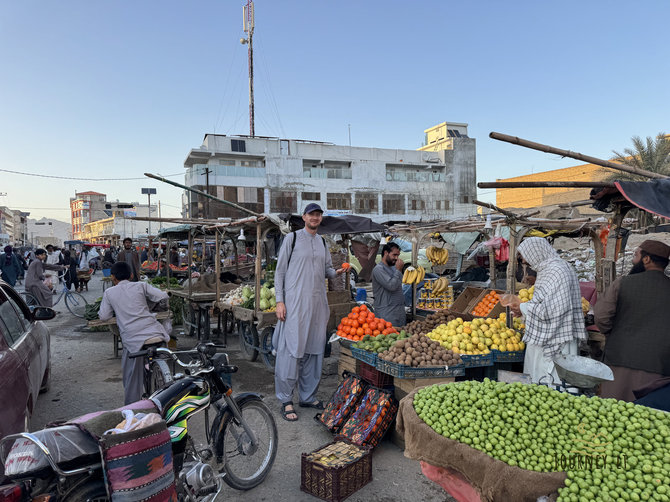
[350,347,378,367]
[459,353,494,368]
[492,349,525,363]
[376,359,465,378]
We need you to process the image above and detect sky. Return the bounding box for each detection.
[1,0,669,223]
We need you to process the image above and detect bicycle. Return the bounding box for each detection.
[20,282,89,318]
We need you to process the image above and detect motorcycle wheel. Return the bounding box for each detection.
[66,480,108,501]
[260,326,276,371]
[216,399,278,490]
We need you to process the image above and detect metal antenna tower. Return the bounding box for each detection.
[241,0,255,136]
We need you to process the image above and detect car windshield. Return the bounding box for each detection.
[391,239,413,253]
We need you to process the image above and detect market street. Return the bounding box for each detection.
[29,274,452,502]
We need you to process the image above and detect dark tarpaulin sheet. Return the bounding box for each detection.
[615,179,670,219]
[280,214,386,235]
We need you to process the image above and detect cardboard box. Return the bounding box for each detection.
[450,287,486,314]
[467,289,506,318]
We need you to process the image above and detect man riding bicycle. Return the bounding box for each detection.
[99,261,170,404]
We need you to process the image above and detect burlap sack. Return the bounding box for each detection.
[396,389,565,502]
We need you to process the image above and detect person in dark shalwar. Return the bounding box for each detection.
[273,204,345,421]
[25,248,66,307]
[594,239,670,402]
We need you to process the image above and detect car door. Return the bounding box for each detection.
[2,284,48,379]
[0,288,35,436]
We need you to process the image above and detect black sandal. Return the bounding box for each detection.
[299,400,325,410]
[281,401,298,421]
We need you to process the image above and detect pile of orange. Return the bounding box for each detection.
[471,290,500,317]
[336,305,397,341]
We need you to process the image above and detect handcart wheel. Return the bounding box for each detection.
[260,326,276,371]
[181,301,196,337]
[238,320,259,362]
[222,310,236,336]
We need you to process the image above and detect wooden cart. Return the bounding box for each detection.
[87,311,172,358]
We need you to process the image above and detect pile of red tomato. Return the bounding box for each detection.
[336,305,398,341]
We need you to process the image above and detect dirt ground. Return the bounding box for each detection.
[28,275,452,502]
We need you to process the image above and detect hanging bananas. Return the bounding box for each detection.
[426,246,449,266]
[402,265,425,285]
[431,276,450,295]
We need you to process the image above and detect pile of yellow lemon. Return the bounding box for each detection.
[518,285,535,302]
[426,313,525,355]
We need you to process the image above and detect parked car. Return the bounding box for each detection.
[0,280,55,440]
[349,238,433,282]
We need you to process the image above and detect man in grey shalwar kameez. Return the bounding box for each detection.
[273,204,345,421]
[371,242,406,328]
[25,248,66,307]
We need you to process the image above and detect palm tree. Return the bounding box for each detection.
[607,133,670,227]
[608,133,670,182]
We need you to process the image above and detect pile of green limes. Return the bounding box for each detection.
[413,380,670,502]
[352,330,409,353]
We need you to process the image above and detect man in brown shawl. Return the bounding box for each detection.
[594,239,670,401]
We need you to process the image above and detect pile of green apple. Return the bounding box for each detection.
[413,380,670,502]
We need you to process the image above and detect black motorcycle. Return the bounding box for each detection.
[0,343,278,501]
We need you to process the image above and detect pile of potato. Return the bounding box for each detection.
[379,333,462,367]
[404,310,464,337]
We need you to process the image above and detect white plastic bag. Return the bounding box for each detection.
[103,410,162,435]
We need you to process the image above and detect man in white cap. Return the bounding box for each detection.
[594,239,670,402]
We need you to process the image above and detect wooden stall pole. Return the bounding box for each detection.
[188,232,193,299]
[254,223,261,314]
[166,236,171,289]
[411,230,419,320]
[215,229,221,302]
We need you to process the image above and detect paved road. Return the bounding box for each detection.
[30,275,452,501]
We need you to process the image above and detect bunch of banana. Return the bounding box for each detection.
[402,265,425,284]
[427,246,449,265]
[432,276,450,295]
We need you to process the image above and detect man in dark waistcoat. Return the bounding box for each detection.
[594,239,670,402]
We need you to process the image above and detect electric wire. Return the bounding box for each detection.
[0,168,184,181]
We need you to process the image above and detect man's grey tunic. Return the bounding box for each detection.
[371,262,406,328]
[273,229,337,403]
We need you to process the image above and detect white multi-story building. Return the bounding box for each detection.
[182,123,476,222]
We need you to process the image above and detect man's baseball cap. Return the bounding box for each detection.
[303,203,323,215]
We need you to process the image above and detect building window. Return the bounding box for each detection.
[435,200,451,211]
[410,199,426,211]
[326,193,351,211]
[239,160,260,168]
[383,194,404,214]
[302,192,320,201]
[355,193,378,214]
[385,165,439,182]
[270,190,297,213]
[303,160,352,179]
[231,139,246,152]
[459,194,473,204]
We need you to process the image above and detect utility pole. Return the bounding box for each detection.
[241,0,255,136]
[204,167,212,219]
[141,188,156,258]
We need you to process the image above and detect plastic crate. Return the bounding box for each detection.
[492,349,526,363]
[301,439,373,502]
[376,359,465,378]
[350,347,378,367]
[338,388,398,448]
[459,353,494,368]
[358,361,393,388]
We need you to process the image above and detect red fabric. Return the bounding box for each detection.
[579,282,597,305]
[421,462,482,502]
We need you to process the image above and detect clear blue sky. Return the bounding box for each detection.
[1,0,668,221]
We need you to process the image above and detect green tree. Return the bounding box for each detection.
[608,133,670,182]
[607,133,670,227]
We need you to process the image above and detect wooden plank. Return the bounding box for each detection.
[338,351,358,381]
[327,290,350,305]
[232,306,255,322]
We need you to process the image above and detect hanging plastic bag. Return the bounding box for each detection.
[103,410,162,435]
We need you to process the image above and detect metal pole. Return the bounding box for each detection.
[144,172,260,217]
[489,132,668,179]
[248,31,255,137]
[254,224,261,314]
